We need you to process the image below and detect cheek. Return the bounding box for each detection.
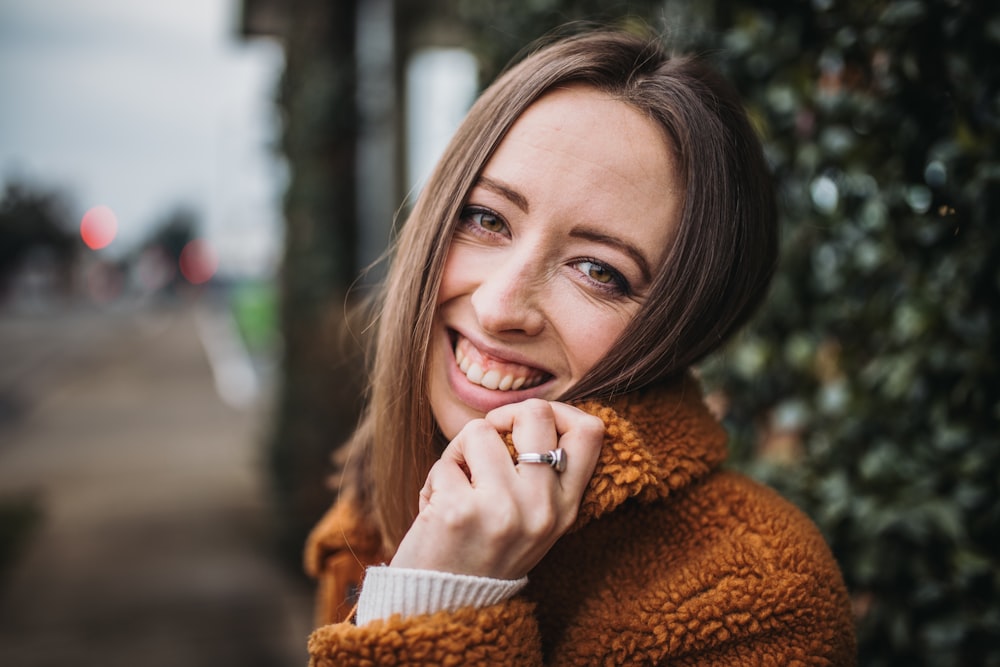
[554,301,635,376]
[571,328,619,374]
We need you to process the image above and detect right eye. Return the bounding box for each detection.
[460,206,509,237]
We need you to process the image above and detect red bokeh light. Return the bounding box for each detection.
[179,238,218,285]
[80,205,118,250]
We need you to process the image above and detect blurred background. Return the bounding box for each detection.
[0,0,996,665]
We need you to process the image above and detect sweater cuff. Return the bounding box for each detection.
[355,566,528,626]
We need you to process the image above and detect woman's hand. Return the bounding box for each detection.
[390,399,605,580]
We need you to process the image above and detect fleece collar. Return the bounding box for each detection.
[566,373,729,529]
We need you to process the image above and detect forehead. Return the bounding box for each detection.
[479,84,682,265]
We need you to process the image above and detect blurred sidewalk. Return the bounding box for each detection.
[0,300,312,666]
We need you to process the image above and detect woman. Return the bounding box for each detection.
[305,30,856,665]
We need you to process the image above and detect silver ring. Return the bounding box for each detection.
[515,448,567,473]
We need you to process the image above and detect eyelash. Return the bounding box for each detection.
[460,206,509,239]
[457,205,632,297]
[573,258,631,296]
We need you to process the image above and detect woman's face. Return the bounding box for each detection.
[428,84,683,439]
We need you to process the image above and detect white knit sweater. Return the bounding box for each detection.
[356,566,528,626]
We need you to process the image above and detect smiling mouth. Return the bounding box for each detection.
[452,334,551,391]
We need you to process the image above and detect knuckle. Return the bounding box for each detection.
[560,504,580,530]
[579,414,606,438]
[523,505,558,538]
[459,418,492,437]
[438,501,476,530]
[488,499,521,538]
[469,500,520,552]
[457,419,500,447]
[520,398,554,419]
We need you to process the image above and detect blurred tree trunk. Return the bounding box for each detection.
[269,0,364,566]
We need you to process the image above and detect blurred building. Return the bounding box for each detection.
[239,0,477,285]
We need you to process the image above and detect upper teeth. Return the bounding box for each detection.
[455,338,540,391]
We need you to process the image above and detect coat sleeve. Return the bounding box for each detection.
[307,597,543,666]
[647,475,857,666]
[651,564,857,667]
[304,498,385,626]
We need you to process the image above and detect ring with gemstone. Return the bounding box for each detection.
[515,448,567,473]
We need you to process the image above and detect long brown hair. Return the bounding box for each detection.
[350,29,778,552]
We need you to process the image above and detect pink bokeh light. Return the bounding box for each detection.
[80,205,119,250]
[179,238,218,285]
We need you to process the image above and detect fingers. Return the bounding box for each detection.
[398,419,525,576]
[418,455,467,512]
[485,399,605,539]
[436,419,516,490]
[543,401,605,493]
[485,399,605,490]
[488,399,561,485]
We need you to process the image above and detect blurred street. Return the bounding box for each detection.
[0,300,312,666]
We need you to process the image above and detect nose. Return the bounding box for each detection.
[469,254,546,337]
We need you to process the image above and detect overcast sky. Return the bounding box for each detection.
[0,0,284,277]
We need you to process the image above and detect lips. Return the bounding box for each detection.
[452,333,550,391]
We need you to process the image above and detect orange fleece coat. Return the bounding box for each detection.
[304,375,856,665]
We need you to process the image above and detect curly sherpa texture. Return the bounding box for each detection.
[309,597,540,666]
[305,374,856,665]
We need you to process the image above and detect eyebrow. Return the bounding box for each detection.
[478,176,530,213]
[570,228,653,284]
[475,175,654,284]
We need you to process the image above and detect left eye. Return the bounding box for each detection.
[575,260,628,294]
[578,260,613,283]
